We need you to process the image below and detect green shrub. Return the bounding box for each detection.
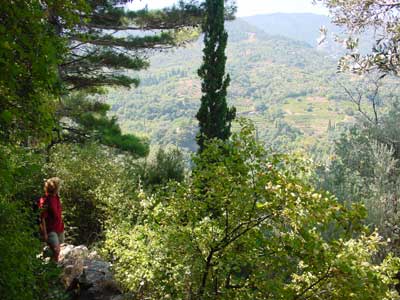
[130,147,186,189]
[0,144,44,205]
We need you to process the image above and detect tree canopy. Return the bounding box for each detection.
[316,0,400,75]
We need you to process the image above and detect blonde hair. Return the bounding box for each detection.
[44,177,61,195]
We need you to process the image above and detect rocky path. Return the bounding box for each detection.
[59,244,123,300]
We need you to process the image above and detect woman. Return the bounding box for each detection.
[39,177,65,262]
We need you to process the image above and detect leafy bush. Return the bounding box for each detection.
[103,121,400,300]
[0,144,44,205]
[130,147,186,189]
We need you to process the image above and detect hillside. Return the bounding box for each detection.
[106,16,385,152]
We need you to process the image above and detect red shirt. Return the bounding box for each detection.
[39,194,64,233]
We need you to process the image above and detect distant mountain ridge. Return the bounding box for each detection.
[243,13,373,55]
[242,13,337,47]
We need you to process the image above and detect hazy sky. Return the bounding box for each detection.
[127,0,329,17]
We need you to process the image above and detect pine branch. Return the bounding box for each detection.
[86,23,195,31]
[71,33,177,49]
[377,2,400,7]
[65,75,140,90]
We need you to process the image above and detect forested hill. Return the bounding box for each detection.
[107,16,355,152]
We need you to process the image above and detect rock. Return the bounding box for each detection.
[60,244,88,262]
[82,259,121,299]
[88,250,100,260]
[60,244,88,288]
[58,244,122,300]
[59,244,75,260]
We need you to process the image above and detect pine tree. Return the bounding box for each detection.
[48,93,149,157]
[60,0,207,91]
[45,1,211,155]
[196,0,236,152]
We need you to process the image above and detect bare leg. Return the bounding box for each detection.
[51,244,60,262]
[47,232,61,262]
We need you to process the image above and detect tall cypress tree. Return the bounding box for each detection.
[196,0,236,152]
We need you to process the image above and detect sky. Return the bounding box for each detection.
[127,0,329,17]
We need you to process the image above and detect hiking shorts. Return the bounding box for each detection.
[48,231,65,246]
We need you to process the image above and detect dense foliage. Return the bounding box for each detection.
[0,142,68,300]
[0,197,67,300]
[0,0,85,142]
[104,121,400,299]
[44,143,186,245]
[0,1,214,297]
[45,143,130,245]
[0,1,75,298]
[135,147,186,188]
